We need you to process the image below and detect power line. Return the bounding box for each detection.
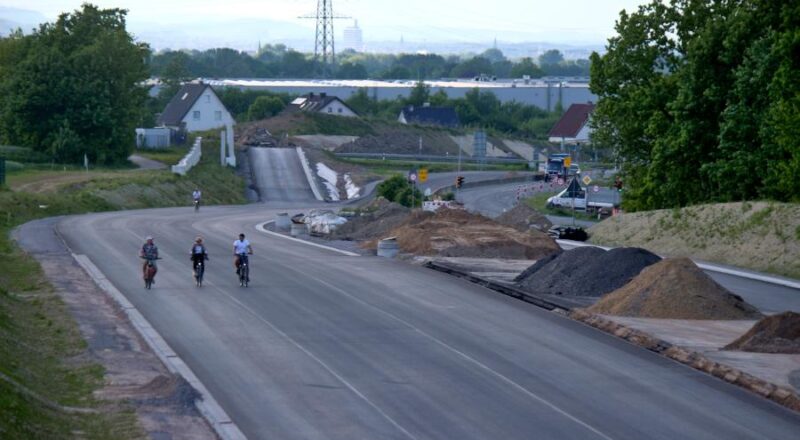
[299,0,350,76]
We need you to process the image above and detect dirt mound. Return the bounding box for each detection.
[496,203,552,232]
[725,312,800,353]
[332,198,410,241]
[587,258,763,319]
[336,128,459,156]
[516,247,661,297]
[381,208,560,259]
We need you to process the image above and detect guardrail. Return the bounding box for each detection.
[335,152,528,164]
[171,137,202,176]
[434,174,546,195]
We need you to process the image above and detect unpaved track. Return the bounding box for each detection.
[41,204,800,440]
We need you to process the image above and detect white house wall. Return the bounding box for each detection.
[575,123,592,143]
[319,101,358,117]
[182,89,236,132]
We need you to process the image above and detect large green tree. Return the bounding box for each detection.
[0,3,149,165]
[590,0,799,209]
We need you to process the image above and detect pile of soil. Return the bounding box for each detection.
[515,247,661,297]
[379,208,560,259]
[587,258,763,319]
[331,198,410,241]
[725,312,800,353]
[237,125,280,147]
[496,203,552,232]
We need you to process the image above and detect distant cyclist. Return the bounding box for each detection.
[139,236,159,281]
[190,236,208,277]
[192,188,202,211]
[233,233,253,276]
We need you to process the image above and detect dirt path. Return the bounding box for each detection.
[14,218,217,439]
[129,154,168,170]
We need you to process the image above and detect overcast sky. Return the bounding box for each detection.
[5,0,647,44]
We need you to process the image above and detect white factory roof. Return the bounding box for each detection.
[202,78,590,89]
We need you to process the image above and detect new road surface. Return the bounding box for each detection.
[31,204,800,440]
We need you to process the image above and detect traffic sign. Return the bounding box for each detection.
[409,173,417,182]
[582,175,592,185]
[593,185,600,193]
[418,168,428,183]
[564,157,572,168]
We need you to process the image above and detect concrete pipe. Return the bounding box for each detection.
[276,213,290,230]
[290,222,307,237]
[377,237,399,258]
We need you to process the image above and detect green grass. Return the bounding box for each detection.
[0,132,246,438]
[339,158,528,175]
[133,145,190,166]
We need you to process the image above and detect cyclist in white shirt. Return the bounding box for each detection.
[233,233,253,275]
[192,189,202,202]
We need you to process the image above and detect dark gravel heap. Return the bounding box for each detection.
[513,252,560,282]
[515,247,661,297]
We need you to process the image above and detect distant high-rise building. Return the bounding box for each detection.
[343,20,363,51]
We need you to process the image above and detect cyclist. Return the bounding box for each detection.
[233,233,253,279]
[190,236,208,278]
[192,188,202,211]
[139,236,159,281]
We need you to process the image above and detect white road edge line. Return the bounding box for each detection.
[556,240,800,290]
[255,221,360,257]
[72,254,247,440]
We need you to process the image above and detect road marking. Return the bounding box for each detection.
[72,254,247,440]
[303,275,615,440]
[255,221,360,256]
[201,278,420,440]
[556,240,800,290]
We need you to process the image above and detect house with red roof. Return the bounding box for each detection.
[548,103,595,145]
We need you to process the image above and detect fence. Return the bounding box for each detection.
[171,137,202,176]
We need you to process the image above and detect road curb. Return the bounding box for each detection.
[296,147,324,201]
[556,240,800,290]
[569,309,800,414]
[256,221,359,256]
[72,254,247,440]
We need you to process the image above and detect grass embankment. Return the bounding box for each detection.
[132,145,189,166]
[589,201,800,279]
[524,190,599,222]
[0,134,245,438]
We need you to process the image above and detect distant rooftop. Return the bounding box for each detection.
[203,77,590,89]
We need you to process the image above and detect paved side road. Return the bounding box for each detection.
[249,147,317,202]
[49,205,800,440]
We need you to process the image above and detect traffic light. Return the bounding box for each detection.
[456,175,465,188]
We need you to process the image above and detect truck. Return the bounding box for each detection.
[545,154,569,180]
[546,179,615,212]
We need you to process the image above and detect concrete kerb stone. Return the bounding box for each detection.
[71,254,247,440]
[569,309,800,413]
[296,147,324,201]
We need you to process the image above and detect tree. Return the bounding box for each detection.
[449,57,493,78]
[480,48,506,64]
[247,96,285,121]
[538,49,564,66]
[337,62,368,79]
[406,81,430,107]
[0,3,149,165]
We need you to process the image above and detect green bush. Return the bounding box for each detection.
[376,174,422,207]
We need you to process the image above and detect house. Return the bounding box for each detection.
[157,82,235,132]
[287,93,358,117]
[548,102,595,144]
[398,105,460,128]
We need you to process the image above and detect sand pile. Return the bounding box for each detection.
[725,312,800,353]
[332,198,410,241]
[496,203,553,232]
[516,247,661,297]
[587,258,763,319]
[383,208,561,259]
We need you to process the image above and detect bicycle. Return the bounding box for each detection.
[193,199,200,212]
[141,257,160,289]
[193,259,205,287]
[236,253,249,287]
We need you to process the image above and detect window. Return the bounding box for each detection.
[193,111,201,120]
[327,107,332,113]
[338,108,343,113]
[215,111,222,121]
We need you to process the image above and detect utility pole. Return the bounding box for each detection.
[299,1,350,78]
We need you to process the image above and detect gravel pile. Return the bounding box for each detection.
[725,312,800,353]
[515,247,661,297]
[496,203,553,232]
[587,258,763,319]
[331,198,410,241]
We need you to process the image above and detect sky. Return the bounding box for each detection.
[3,0,648,48]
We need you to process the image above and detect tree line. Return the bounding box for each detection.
[590,0,800,209]
[149,46,590,80]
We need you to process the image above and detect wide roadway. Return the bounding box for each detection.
[56,205,800,439]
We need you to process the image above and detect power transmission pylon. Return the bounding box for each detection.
[299,0,350,77]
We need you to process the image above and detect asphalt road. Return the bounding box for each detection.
[249,147,317,202]
[46,205,800,440]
